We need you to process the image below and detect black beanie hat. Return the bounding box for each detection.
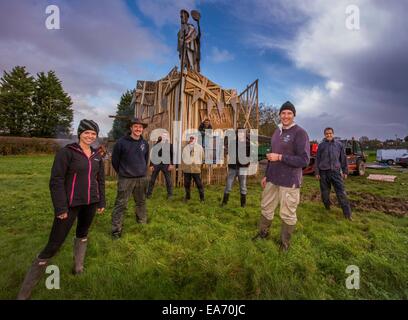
[78,119,99,137]
[279,101,296,116]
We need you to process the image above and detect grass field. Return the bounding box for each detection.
[0,155,407,299]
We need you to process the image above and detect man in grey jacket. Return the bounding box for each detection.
[315,127,352,220]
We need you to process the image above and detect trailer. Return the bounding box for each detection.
[376,149,408,165]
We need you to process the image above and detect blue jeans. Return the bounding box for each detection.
[319,170,352,217]
[224,167,248,195]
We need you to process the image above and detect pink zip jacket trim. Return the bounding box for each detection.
[70,173,77,206]
[68,145,98,205]
[88,158,92,204]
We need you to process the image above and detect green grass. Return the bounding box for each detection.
[0,155,407,299]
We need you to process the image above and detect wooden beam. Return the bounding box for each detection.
[185,76,218,101]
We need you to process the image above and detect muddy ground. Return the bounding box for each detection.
[302,191,408,217]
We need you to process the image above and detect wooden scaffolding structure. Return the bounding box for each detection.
[106,67,259,186]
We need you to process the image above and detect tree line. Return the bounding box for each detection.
[0,66,73,138]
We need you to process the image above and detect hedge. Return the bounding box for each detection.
[0,136,71,155]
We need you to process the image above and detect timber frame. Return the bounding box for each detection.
[106,67,259,186]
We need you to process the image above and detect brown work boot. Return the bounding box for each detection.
[279,222,295,251]
[252,215,272,240]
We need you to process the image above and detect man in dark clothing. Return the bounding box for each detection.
[146,133,174,199]
[111,118,149,239]
[315,127,352,220]
[198,118,212,149]
[253,101,310,251]
[222,129,251,207]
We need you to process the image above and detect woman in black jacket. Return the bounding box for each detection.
[17,119,105,300]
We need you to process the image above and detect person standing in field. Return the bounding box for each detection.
[315,127,352,220]
[182,135,205,202]
[253,101,310,251]
[221,128,251,208]
[146,133,174,199]
[17,119,105,300]
[111,117,149,239]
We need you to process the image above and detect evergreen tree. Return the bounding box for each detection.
[0,66,35,136]
[31,71,73,137]
[109,90,135,140]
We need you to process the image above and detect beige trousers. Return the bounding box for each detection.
[261,182,300,226]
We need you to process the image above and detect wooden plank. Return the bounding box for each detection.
[185,76,218,101]
[367,174,397,182]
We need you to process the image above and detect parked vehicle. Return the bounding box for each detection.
[376,149,408,165]
[303,138,367,176]
[258,135,271,161]
[396,153,408,168]
[341,139,367,176]
[302,143,318,175]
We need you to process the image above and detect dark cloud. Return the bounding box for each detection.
[235,0,408,140]
[1,0,407,139]
[0,0,170,135]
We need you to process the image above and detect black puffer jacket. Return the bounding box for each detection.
[49,143,105,216]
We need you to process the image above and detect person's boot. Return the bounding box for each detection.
[240,193,247,208]
[167,185,174,200]
[111,231,122,240]
[17,257,49,300]
[73,237,88,275]
[280,222,295,252]
[252,215,272,240]
[199,191,205,202]
[184,190,191,202]
[221,193,229,206]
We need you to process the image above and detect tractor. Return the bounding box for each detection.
[302,138,366,176]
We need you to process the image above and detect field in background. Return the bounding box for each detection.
[0,155,407,299]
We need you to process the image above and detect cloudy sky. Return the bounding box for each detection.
[1,0,407,140]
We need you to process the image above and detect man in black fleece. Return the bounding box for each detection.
[111,118,149,238]
[146,133,174,199]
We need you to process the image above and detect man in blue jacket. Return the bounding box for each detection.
[315,127,352,220]
[111,118,149,239]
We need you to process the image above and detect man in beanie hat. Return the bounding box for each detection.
[111,117,149,239]
[17,119,105,299]
[253,101,310,252]
[279,101,296,116]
